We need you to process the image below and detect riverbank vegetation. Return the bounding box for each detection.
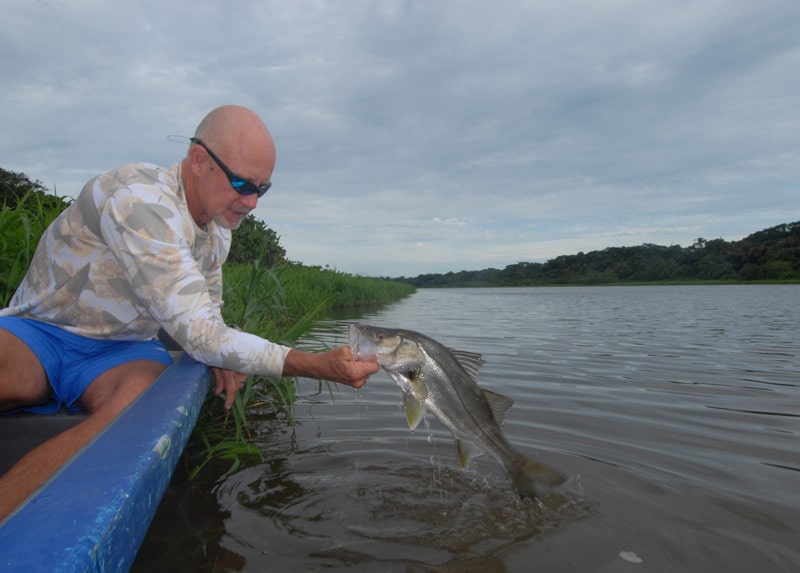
[394,222,800,288]
[0,170,72,305]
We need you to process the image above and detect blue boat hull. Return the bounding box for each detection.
[0,353,211,572]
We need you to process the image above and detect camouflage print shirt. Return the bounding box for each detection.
[1,162,290,377]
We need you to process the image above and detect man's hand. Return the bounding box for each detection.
[283,346,379,388]
[322,345,380,388]
[213,367,248,409]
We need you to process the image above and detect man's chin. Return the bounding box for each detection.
[214,212,247,230]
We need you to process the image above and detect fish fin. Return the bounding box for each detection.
[455,439,481,469]
[509,456,567,499]
[408,372,429,401]
[403,393,426,430]
[482,389,514,425]
[449,349,485,380]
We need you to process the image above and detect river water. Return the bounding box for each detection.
[135,285,800,572]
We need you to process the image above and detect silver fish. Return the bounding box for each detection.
[349,323,565,498]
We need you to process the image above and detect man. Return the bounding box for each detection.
[0,105,379,520]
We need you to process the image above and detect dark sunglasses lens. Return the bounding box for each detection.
[230,176,270,198]
[230,178,256,196]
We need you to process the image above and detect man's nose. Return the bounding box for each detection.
[240,192,259,209]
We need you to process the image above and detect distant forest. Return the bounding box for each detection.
[394,222,800,287]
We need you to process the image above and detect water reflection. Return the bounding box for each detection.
[133,467,245,571]
[221,450,592,571]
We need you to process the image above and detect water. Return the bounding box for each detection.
[135,285,800,572]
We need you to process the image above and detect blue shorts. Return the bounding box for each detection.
[0,317,173,414]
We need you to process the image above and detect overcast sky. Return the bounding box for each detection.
[2,1,799,277]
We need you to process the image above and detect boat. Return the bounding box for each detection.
[0,352,211,571]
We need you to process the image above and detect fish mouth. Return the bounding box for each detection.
[349,323,377,361]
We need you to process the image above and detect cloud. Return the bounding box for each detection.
[2,0,799,276]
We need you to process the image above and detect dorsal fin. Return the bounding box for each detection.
[449,349,485,381]
[482,389,514,424]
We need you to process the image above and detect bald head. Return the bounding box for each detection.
[194,105,269,144]
[193,105,276,180]
[182,105,276,228]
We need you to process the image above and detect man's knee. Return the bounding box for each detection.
[78,360,167,414]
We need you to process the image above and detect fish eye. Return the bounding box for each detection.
[407,368,418,379]
[376,332,385,341]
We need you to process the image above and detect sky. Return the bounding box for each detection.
[2,0,799,277]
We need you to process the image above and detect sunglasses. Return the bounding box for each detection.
[190,137,272,198]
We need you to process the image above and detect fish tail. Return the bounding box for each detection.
[509,456,566,499]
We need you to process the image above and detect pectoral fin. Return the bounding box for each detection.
[403,393,426,430]
[408,371,429,401]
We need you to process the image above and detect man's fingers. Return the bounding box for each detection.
[212,368,247,409]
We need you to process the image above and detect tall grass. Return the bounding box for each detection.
[274,262,416,315]
[0,192,70,306]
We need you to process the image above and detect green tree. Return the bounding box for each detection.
[228,214,286,267]
[1,167,68,211]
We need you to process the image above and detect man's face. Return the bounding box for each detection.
[191,140,273,229]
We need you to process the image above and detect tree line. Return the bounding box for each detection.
[393,222,800,288]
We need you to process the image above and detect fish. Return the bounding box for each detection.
[349,323,565,498]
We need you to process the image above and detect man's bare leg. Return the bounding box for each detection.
[0,354,167,521]
[0,329,50,411]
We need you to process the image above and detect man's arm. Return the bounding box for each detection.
[214,346,379,410]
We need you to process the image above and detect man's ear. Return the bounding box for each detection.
[188,144,208,176]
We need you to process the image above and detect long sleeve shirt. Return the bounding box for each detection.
[1,162,290,377]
